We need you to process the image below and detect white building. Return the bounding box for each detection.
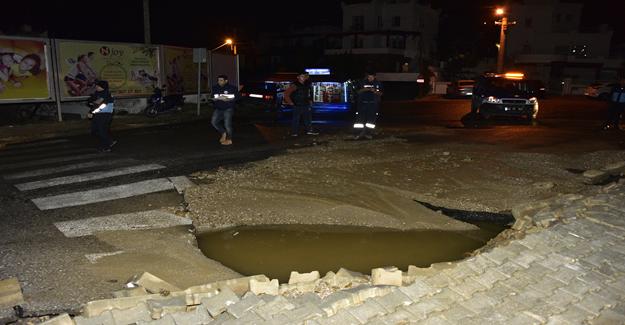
[506,0,622,92]
[324,0,440,72]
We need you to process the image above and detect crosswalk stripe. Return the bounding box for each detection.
[0,148,95,165]
[3,139,69,149]
[0,144,80,157]
[31,178,175,210]
[54,210,192,237]
[0,153,105,171]
[3,158,138,180]
[15,164,166,191]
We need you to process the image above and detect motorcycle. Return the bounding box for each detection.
[144,86,184,117]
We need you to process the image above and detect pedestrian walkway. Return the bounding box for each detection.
[0,138,191,211]
[45,182,625,324]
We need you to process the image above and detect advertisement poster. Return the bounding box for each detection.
[0,37,50,101]
[163,46,209,94]
[58,40,159,98]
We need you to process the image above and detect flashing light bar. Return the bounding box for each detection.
[249,94,263,98]
[305,68,331,75]
[503,72,524,80]
[214,94,235,99]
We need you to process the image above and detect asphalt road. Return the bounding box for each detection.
[0,95,623,319]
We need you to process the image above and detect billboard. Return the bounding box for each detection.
[162,46,209,94]
[0,37,51,102]
[57,40,159,99]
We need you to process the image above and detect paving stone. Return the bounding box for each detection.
[169,306,213,325]
[462,255,498,275]
[74,311,114,325]
[319,291,355,317]
[343,284,394,304]
[577,269,615,286]
[268,313,293,325]
[556,305,594,324]
[371,289,411,313]
[545,289,579,310]
[492,261,524,278]
[112,287,149,298]
[291,292,322,306]
[281,302,324,322]
[419,315,453,325]
[138,314,175,325]
[545,314,574,325]
[249,279,279,296]
[128,272,180,294]
[513,250,545,269]
[440,265,479,281]
[459,292,499,314]
[40,313,74,325]
[482,246,518,265]
[495,296,532,318]
[428,287,465,306]
[422,274,453,290]
[316,309,360,325]
[576,292,615,317]
[82,294,163,317]
[526,275,567,295]
[200,287,240,317]
[371,267,403,286]
[438,304,477,322]
[346,299,386,324]
[226,292,265,318]
[402,300,445,319]
[507,312,542,325]
[289,271,321,285]
[398,279,439,301]
[112,302,152,323]
[588,309,625,325]
[328,268,369,289]
[560,277,598,299]
[0,278,24,308]
[254,296,296,320]
[547,265,586,285]
[472,268,509,289]
[368,306,414,324]
[484,282,515,301]
[208,311,235,324]
[516,233,544,250]
[147,296,187,319]
[448,277,488,299]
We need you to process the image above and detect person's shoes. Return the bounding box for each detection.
[99,147,111,153]
[219,133,227,144]
[290,133,299,137]
[221,139,233,145]
[109,140,117,149]
[306,130,319,135]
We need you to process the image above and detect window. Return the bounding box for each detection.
[389,35,405,49]
[392,16,401,27]
[525,18,533,28]
[352,37,363,48]
[378,16,383,28]
[352,16,364,31]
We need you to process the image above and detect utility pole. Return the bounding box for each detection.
[143,0,151,44]
[495,8,515,73]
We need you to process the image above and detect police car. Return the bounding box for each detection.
[471,73,539,121]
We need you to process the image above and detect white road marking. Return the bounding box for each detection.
[3,158,138,180]
[85,251,125,263]
[31,178,175,210]
[0,148,95,164]
[168,176,196,194]
[55,210,192,237]
[3,139,69,149]
[15,164,165,191]
[0,153,105,170]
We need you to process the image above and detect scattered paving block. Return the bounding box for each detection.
[331,268,369,288]
[254,296,296,320]
[372,289,412,312]
[289,271,321,284]
[346,299,387,323]
[186,288,220,306]
[200,286,240,317]
[249,278,279,296]
[111,302,151,323]
[147,296,187,319]
[319,309,361,325]
[74,312,114,325]
[602,161,625,176]
[128,272,180,294]
[40,313,74,325]
[371,267,402,286]
[82,294,163,317]
[226,292,265,318]
[282,302,324,322]
[137,314,175,325]
[280,280,320,295]
[398,279,439,301]
[184,275,269,297]
[583,170,610,185]
[0,278,24,308]
[319,291,358,317]
[112,287,149,298]
[169,306,213,325]
[292,292,323,306]
[342,285,394,304]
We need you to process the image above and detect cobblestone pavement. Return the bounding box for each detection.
[39,182,625,325]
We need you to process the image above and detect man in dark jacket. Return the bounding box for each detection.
[284,71,318,137]
[211,74,239,145]
[353,72,383,139]
[602,77,625,131]
[87,80,116,152]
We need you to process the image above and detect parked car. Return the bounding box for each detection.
[585,82,617,100]
[471,75,539,121]
[239,81,286,111]
[446,80,475,98]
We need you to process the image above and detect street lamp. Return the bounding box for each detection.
[494,7,515,73]
[212,38,234,51]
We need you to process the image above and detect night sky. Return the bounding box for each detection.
[1,0,623,51]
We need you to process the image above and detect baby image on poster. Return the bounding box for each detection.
[0,43,46,99]
[63,51,98,96]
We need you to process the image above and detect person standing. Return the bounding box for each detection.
[211,74,239,145]
[87,80,116,152]
[602,77,625,131]
[284,71,318,137]
[353,72,383,139]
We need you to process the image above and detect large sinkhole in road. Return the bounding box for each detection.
[198,209,510,283]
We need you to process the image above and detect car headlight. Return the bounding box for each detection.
[529,97,537,104]
[486,96,501,103]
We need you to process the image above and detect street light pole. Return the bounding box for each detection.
[143,0,151,44]
[494,8,515,74]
